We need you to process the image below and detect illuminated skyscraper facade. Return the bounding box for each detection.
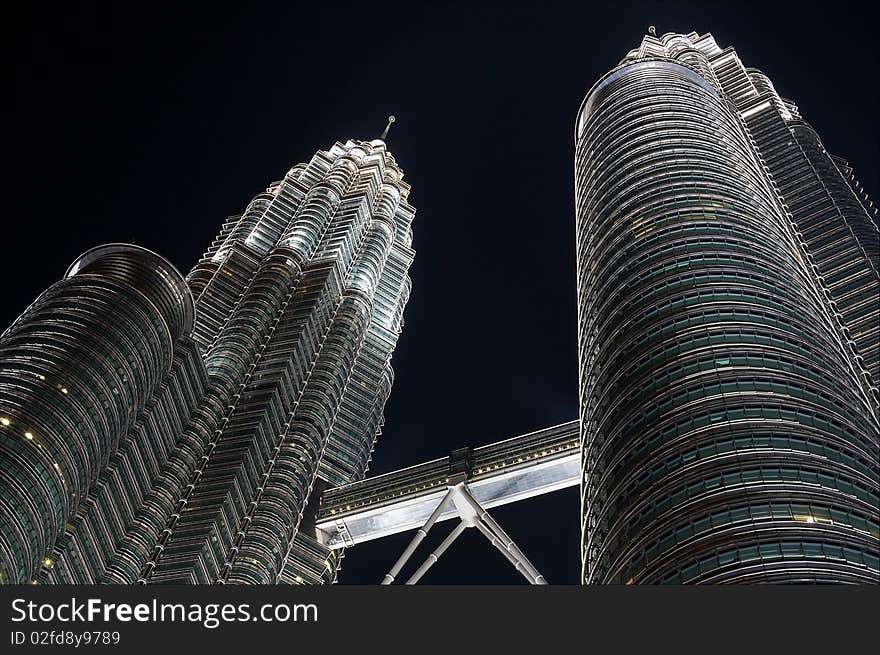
[576,31,879,584]
[0,136,415,584]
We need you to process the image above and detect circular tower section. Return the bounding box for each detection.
[0,244,194,583]
[576,60,879,584]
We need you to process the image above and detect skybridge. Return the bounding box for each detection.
[314,420,580,583]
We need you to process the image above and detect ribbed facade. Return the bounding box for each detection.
[0,137,415,584]
[576,32,879,584]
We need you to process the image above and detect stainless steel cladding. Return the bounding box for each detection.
[576,32,879,584]
[0,136,416,585]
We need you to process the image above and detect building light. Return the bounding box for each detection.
[61,387,68,394]
[25,432,34,440]
[42,557,54,569]
[0,417,9,426]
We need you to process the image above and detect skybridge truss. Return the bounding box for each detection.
[314,421,579,583]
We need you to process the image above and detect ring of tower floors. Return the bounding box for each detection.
[0,138,416,584]
[575,32,878,584]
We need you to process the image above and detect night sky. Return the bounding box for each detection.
[2,1,876,584]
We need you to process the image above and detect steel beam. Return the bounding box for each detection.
[404,521,468,585]
[380,489,453,584]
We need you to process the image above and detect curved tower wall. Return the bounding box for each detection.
[576,37,879,584]
[0,245,194,584]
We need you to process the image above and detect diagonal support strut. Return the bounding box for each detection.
[381,488,453,584]
[456,484,548,585]
[380,479,548,585]
[405,521,468,584]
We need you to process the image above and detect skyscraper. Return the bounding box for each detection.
[0,134,415,585]
[575,31,879,583]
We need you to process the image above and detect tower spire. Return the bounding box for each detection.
[380,115,396,141]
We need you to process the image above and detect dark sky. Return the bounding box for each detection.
[2,1,876,584]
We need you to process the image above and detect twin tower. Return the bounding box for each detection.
[1,31,877,585]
